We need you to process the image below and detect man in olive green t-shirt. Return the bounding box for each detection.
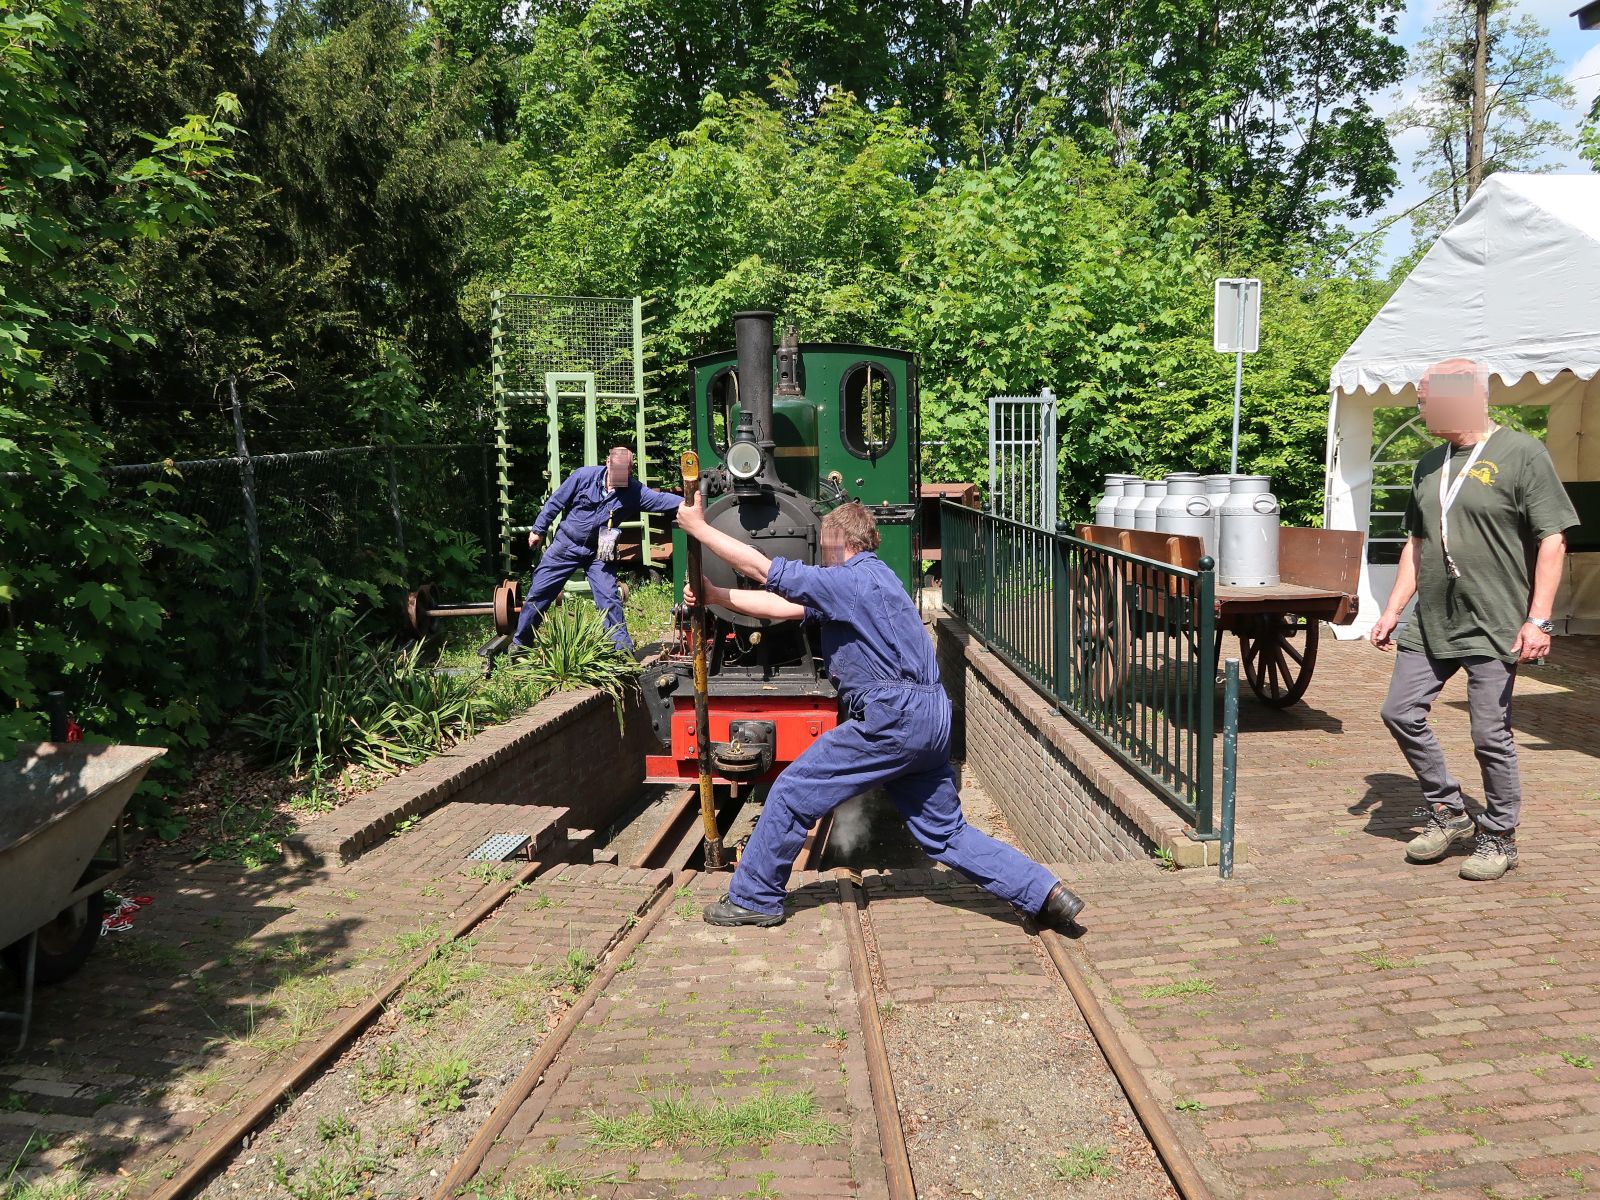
[1370,359,1579,880]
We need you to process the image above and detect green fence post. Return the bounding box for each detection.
[1193,554,1217,837]
[1052,523,1071,702]
[1220,656,1240,879]
[983,515,996,638]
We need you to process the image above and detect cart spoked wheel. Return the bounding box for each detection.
[2,891,105,985]
[1238,615,1320,708]
[1069,563,1126,712]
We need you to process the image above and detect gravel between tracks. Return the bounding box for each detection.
[873,770,1179,1200]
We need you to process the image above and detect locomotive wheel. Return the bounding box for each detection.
[2,892,105,986]
[404,584,436,638]
[493,578,521,636]
[1238,615,1319,708]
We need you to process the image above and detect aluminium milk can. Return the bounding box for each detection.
[1156,476,1214,557]
[1217,475,1280,586]
[1203,475,1234,554]
[1112,478,1145,529]
[1133,479,1167,531]
[1094,474,1136,527]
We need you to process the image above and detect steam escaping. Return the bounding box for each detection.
[828,793,872,856]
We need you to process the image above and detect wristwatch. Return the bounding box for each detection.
[1527,617,1556,634]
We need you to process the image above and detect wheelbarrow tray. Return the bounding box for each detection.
[0,742,165,949]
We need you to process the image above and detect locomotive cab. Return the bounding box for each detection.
[642,311,921,788]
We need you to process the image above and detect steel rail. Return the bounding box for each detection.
[427,869,686,1199]
[628,786,699,869]
[1037,928,1217,1200]
[146,857,549,1200]
[836,869,916,1200]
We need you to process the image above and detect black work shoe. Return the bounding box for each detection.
[1036,881,1085,931]
[703,894,785,928]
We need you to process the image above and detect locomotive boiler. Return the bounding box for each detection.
[642,310,920,785]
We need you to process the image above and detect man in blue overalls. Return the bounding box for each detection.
[512,447,682,654]
[675,495,1085,931]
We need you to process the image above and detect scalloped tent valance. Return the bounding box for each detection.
[1330,173,1600,398]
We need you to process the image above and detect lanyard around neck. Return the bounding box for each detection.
[1438,429,1493,567]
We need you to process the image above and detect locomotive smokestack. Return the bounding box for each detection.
[733,310,776,452]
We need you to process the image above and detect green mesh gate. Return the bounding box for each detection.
[488,293,658,579]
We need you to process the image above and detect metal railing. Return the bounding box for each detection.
[942,502,1220,836]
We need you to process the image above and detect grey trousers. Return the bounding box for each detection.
[1380,649,1521,833]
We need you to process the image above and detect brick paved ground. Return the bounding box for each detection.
[195,865,670,1200]
[1062,634,1600,1200]
[0,798,568,1195]
[480,871,888,1200]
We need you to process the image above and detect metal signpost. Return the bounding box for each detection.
[1213,278,1262,474]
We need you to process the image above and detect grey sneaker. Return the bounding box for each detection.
[1405,804,1475,863]
[1459,830,1518,881]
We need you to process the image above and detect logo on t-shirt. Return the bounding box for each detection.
[1467,461,1499,487]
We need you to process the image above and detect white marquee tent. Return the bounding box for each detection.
[1323,172,1600,638]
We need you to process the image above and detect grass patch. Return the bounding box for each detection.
[1140,978,1216,1000]
[106,937,187,970]
[1,1171,91,1200]
[1175,1098,1207,1112]
[1257,934,1277,946]
[624,580,676,645]
[585,1088,843,1151]
[1358,948,1418,971]
[1560,1052,1595,1070]
[1052,1144,1117,1182]
[544,948,597,997]
[356,1044,472,1113]
[239,972,369,1057]
[398,938,484,1025]
[392,923,442,955]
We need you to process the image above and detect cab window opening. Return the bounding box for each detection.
[841,362,895,460]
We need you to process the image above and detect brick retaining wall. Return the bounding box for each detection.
[286,687,653,865]
[933,615,1237,869]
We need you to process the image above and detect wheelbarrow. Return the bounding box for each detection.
[0,741,165,1050]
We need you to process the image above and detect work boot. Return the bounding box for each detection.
[703,894,785,928]
[1036,881,1085,931]
[1405,804,1475,863]
[1459,830,1518,881]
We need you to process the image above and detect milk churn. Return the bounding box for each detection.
[1133,479,1167,531]
[1094,474,1136,527]
[1217,475,1280,586]
[1156,475,1214,556]
[1204,475,1234,560]
[1112,478,1144,529]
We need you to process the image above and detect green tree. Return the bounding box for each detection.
[1391,3,1576,239]
[1,0,243,757]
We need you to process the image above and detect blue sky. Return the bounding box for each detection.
[1351,0,1600,268]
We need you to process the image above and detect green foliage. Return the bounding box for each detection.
[238,602,633,778]
[1052,1143,1116,1181]
[513,603,640,707]
[1390,5,1576,241]
[0,0,242,768]
[355,1044,472,1112]
[901,142,1390,522]
[585,1088,843,1150]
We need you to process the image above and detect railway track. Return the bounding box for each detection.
[138,791,1210,1200]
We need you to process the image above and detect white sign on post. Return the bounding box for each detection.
[1213,278,1261,352]
[1213,278,1262,472]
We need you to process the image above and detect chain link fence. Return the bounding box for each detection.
[99,438,497,680]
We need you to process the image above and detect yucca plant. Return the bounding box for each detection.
[514,602,640,725]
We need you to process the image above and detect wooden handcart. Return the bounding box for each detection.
[1076,524,1364,708]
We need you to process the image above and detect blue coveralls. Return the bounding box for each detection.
[512,466,682,652]
[727,551,1061,917]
